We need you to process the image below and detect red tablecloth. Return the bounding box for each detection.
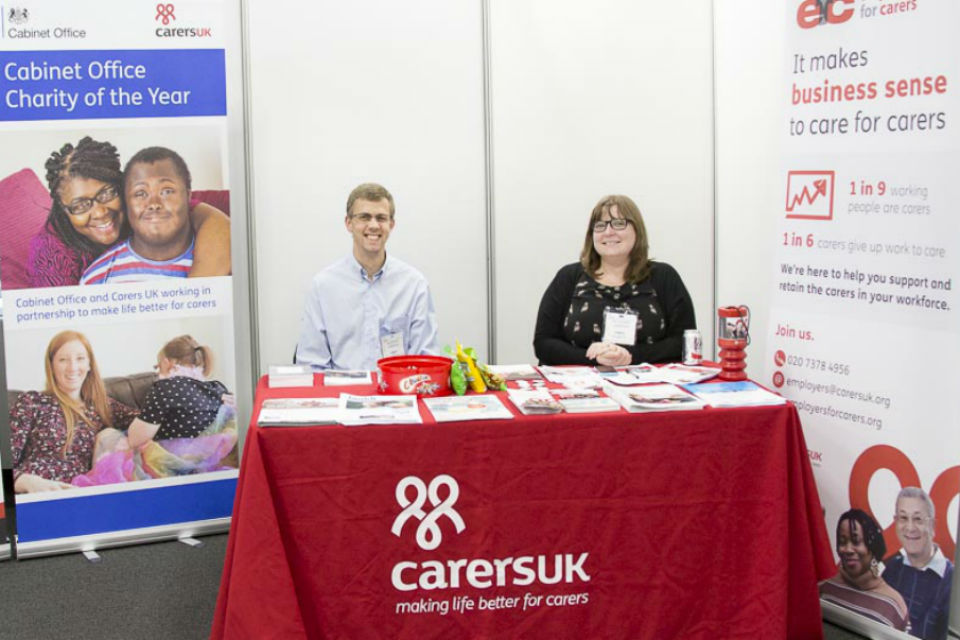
[211,376,834,640]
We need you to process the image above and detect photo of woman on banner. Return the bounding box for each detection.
[74,334,237,487]
[883,487,954,640]
[9,330,138,493]
[819,508,910,632]
[24,136,230,287]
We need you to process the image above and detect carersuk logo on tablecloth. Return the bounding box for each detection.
[391,474,465,551]
[389,474,591,595]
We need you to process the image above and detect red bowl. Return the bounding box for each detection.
[377,355,454,397]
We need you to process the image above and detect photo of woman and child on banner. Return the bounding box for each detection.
[9,326,237,494]
[0,125,238,496]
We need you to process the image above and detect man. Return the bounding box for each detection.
[296,182,438,370]
[882,486,954,640]
[81,147,194,284]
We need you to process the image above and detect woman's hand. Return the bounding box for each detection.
[14,473,72,493]
[586,342,632,366]
[596,345,632,367]
[221,393,236,408]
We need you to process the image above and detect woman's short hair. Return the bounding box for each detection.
[160,334,213,377]
[43,330,113,456]
[43,137,126,255]
[837,508,886,560]
[579,194,651,283]
[346,183,395,218]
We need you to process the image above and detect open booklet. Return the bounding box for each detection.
[600,363,721,386]
[602,382,706,413]
[257,397,341,426]
[339,394,422,426]
[681,381,786,408]
[423,395,515,422]
[507,388,623,415]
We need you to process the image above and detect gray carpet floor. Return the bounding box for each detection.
[0,533,869,639]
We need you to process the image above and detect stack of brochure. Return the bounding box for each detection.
[507,389,563,415]
[681,381,786,408]
[602,382,706,413]
[338,394,422,426]
[551,388,620,413]
[257,397,341,427]
[268,364,314,388]
[423,395,515,422]
[486,364,543,381]
[656,363,721,384]
[323,370,373,386]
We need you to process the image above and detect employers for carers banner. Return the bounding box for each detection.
[766,1,959,637]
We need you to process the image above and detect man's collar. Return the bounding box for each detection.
[900,545,949,577]
[351,252,389,281]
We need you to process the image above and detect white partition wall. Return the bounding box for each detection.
[246,0,489,368]
[488,0,716,364]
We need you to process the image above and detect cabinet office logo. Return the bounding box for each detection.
[391,474,465,551]
[8,7,29,25]
[796,0,854,28]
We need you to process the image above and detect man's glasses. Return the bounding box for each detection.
[350,213,391,224]
[593,218,631,233]
[63,184,120,216]
[896,515,930,527]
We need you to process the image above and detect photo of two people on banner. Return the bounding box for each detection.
[10,330,237,493]
[820,492,954,640]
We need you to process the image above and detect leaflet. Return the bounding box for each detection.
[423,395,515,422]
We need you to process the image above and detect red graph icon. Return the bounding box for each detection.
[785,170,834,220]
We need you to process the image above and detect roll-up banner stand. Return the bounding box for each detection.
[767,2,958,638]
[0,1,252,558]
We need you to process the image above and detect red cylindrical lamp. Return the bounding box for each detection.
[717,306,750,381]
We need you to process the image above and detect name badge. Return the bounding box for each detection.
[602,308,638,346]
[381,332,405,358]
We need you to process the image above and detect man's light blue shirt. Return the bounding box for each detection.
[296,254,439,371]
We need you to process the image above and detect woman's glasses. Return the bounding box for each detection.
[63,184,120,216]
[593,218,631,233]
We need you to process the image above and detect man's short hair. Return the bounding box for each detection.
[897,486,935,520]
[346,183,394,218]
[124,146,192,191]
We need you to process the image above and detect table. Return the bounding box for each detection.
[212,375,834,639]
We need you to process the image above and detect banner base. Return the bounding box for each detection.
[15,517,230,560]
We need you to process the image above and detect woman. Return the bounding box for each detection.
[27,136,231,288]
[819,509,910,632]
[10,330,137,493]
[534,194,695,366]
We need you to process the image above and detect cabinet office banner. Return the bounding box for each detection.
[766,2,958,638]
[0,1,241,556]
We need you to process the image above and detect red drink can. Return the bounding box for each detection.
[682,330,702,365]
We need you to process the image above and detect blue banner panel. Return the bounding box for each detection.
[16,478,236,542]
[0,49,226,121]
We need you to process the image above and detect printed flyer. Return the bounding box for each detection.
[0,1,242,556]
[766,2,959,637]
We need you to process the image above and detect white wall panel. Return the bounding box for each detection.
[246,0,488,369]
[488,0,716,364]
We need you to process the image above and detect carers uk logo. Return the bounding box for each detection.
[391,474,465,551]
[154,2,212,38]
